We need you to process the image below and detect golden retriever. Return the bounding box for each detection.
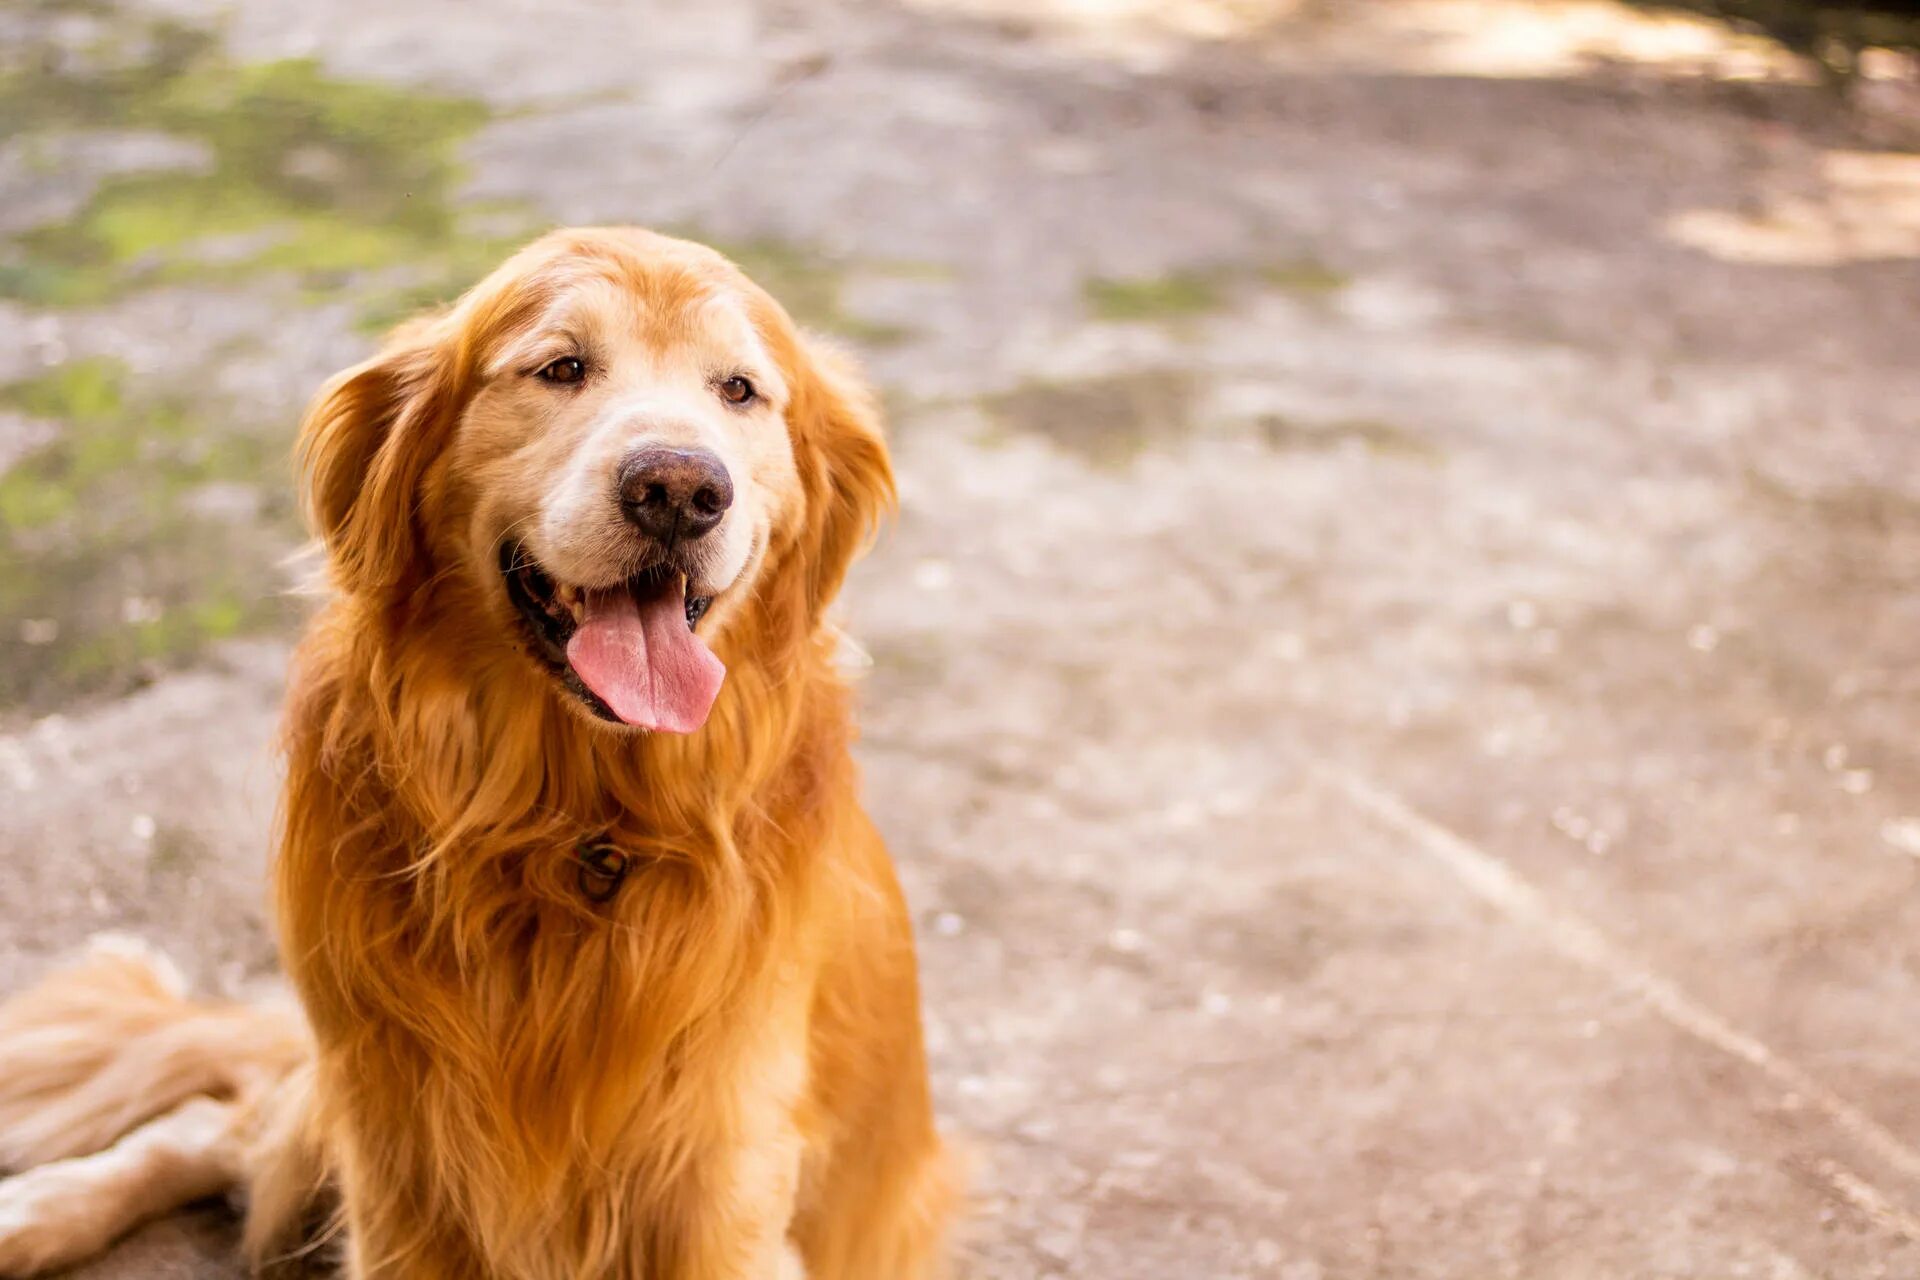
[0,228,956,1279]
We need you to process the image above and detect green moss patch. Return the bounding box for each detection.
[0,357,301,712]
[1258,413,1440,460]
[0,4,537,314]
[1084,271,1226,322]
[1257,258,1351,296]
[1084,256,1349,324]
[980,370,1197,469]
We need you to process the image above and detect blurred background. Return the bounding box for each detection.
[3,0,1920,1275]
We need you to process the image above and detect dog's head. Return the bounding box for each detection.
[299,227,893,734]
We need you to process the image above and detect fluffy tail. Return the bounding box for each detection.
[0,936,327,1276]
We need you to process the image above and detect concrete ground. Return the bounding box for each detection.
[3,0,1920,1275]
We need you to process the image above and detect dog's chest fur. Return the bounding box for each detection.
[306,822,822,1278]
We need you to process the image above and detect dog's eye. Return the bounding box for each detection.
[718,376,756,406]
[537,357,586,385]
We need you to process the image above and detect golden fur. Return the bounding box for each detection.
[0,228,955,1279]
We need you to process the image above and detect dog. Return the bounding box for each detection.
[0,228,957,1278]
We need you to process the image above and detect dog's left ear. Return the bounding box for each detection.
[788,338,897,621]
[298,318,460,597]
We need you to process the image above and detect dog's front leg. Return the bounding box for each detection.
[654,986,815,1280]
[680,1121,808,1280]
[338,1199,493,1280]
[327,1127,495,1280]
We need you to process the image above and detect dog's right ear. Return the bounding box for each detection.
[298,318,458,596]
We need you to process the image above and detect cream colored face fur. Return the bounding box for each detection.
[453,273,803,637]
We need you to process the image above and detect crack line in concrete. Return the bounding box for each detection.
[1319,764,1920,1238]
[1803,1157,1920,1241]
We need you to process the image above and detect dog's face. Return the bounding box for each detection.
[298,229,892,735]
[458,256,805,732]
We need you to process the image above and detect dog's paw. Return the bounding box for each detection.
[0,1163,115,1277]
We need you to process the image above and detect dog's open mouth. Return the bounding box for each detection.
[501,543,724,733]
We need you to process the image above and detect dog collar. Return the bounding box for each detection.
[574,841,630,904]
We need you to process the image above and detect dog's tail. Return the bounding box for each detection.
[0,935,329,1276]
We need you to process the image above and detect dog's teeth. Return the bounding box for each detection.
[542,581,584,625]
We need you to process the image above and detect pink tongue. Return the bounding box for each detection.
[564,579,725,732]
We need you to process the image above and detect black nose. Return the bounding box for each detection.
[617,446,734,546]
